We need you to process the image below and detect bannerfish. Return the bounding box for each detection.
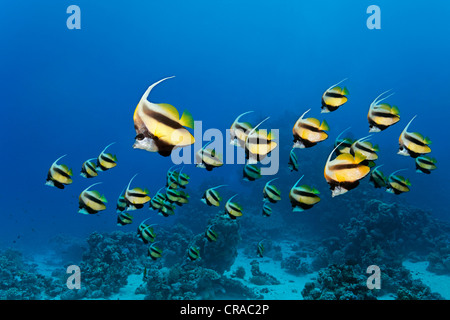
[159,200,175,217]
[133,76,195,157]
[224,194,243,219]
[196,140,224,171]
[386,169,411,194]
[124,174,151,211]
[78,182,107,215]
[149,187,167,210]
[166,165,190,189]
[263,178,281,203]
[137,218,151,234]
[166,188,189,206]
[176,169,190,188]
[293,109,329,149]
[334,127,353,156]
[187,245,200,261]
[368,90,400,132]
[243,164,261,181]
[369,165,387,188]
[166,165,181,189]
[45,154,73,189]
[398,115,432,158]
[257,240,264,258]
[288,148,299,172]
[245,117,277,162]
[230,111,254,148]
[96,142,118,172]
[350,135,379,164]
[80,158,98,178]
[117,211,133,226]
[205,225,218,242]
[415,156,437,174]
[140,225,157,244]
[289,175,321,212]
[148,243,163,260]
[116,187,127,213]
[201,185,227,207]
[321,78,349,113]
[137,219,157,243]
[262,200,272,217]
[324,142,370,197]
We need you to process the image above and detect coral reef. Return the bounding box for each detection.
[0,249,59,300]
[143,263,260,300]
[188,214,241,274]
[301,263,443,300]
[249,260,280,286]
[59,231,146,299]
[301,263,375,300]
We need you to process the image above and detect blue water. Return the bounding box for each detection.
[0,1,449,299]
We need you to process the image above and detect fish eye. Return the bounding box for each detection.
[135,134,145,141]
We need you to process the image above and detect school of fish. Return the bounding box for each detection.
[45,77,437,261]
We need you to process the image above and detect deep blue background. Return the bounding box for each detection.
[0,1,448,250]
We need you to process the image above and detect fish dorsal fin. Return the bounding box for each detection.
[101,142,116,155]
[139,218,152,228]
[293,175,304,189]
[306,117,321,127]
[179,110,195,129]
[265,177,279,188]
[336,153,356,163]
[210,184,228,190]
[83,182,103,193]
[390,168,408,179]
[402,115,417,134]
[377,103,392,111]
[371,89,394,107]
[355,134,372,144]
[233,110,254,124]
[126,174,138,192]
[326,142,344,165]
[201,139,214,151]
[140,76,175,103]
[373,164,384,172]
[227,194,238,205]
[155,187,165,195]
[52,154,67,167]
[325,78,348,93]
[85,157,97,164]
[329,86,344,94]
[336,127,352,142]
[298,109,311,121]
[156,103,180,121]
[248,117,270,138]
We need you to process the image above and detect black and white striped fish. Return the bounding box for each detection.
[45,154,73,189]
[321,79,349,113]
[80,158,98,178]
[96,142,117,172]
[78,182,107,215]
[133,77,195,157]
[367,90,400,132]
